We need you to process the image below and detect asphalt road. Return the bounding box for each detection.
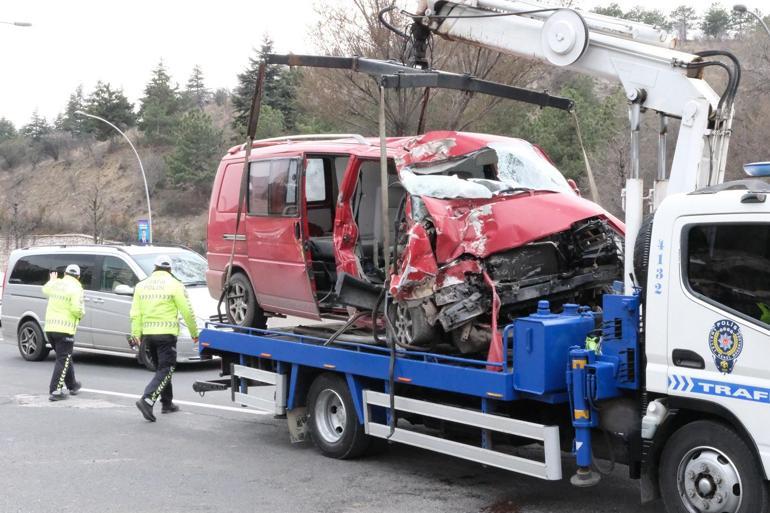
[0,329,662,513]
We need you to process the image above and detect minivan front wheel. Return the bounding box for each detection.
[17,320,50,361]
[225,273,266,329]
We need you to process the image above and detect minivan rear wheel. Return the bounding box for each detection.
[17,320,50,361]
[225,273,267,329]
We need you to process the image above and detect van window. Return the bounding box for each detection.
[306,158,326,203]
[216,163,244,213]
[686,223,770,325]
[9,254,97,291]
[101,256,139,291]
[249,159,298,216]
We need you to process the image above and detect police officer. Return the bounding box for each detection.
[130,255,199,422]
[43,264,85,401]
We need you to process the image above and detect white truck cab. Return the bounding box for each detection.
[640,180,770,509]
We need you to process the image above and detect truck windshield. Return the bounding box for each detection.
[133,250,207,286]
[400,139,573,199]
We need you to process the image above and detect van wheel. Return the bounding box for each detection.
[659,420,769,513]
[225,273,266,329]
[307,373,370,459]
[137,342,157,372]
[17,320,49,361]
[391,301,435,348]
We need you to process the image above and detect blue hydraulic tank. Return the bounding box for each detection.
[513,301,596,395]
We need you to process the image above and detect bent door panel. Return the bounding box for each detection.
[246,157,319,318]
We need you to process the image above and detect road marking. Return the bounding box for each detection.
[80,388,272,415]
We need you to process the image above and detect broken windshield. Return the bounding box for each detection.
[400,139,573,199]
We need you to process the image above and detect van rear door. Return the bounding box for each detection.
[245,157,320,318]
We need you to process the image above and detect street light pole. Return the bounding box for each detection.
[75,110,153,244]
[733,4,770,39]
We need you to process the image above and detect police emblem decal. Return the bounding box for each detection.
[708,319,743,374]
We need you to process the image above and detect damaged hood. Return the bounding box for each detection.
[420,192,624,263]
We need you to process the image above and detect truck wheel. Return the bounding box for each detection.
[17,320,49,361]
[659,420,769,513]
[225,273,267,329]
[307,373,370,459]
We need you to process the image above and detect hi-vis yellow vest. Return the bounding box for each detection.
[42,275,85,335]
[130,270,198,338]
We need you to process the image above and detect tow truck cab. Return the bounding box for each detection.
[641,180,770,504]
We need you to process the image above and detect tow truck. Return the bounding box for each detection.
[193,2,770,512]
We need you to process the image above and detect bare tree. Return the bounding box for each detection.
[84,168,107,243]
[301,0,541,136]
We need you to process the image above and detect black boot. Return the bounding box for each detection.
[161,402,180,414]
[135,398,156,422]
[69,381,82,395]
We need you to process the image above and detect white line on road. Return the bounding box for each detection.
[80,388,272,416]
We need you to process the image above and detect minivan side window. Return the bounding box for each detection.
[9,254,97,291]
[101,256,139,292]
[249,159,299,216]
[686,223,770,325]
[216,163,244,213]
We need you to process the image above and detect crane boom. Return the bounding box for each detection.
[414,0,737,293]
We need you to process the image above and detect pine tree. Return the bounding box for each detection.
[165,111,223,189]
[60,85,87,136]
[701,3,732,39]
[21,110,51,141]
[232,36,299,138]
[526,77,625,181]
[185,64,210,110]
[0,118,17,142]
[670,5,698,41]
[138,60,182,144]
[84,81,136,141]
[591,3,624,17]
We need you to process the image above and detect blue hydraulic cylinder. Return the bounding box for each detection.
[568,348,598,468]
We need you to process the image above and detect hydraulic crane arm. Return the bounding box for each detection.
[412,0,738,292]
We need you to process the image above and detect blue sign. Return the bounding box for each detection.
[671,374,770,404]
[137,219,150,245]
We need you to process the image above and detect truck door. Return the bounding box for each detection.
[667,214,770,446]
[245,157,320,318]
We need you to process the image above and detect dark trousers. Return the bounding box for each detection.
[48,332,76,394]
[142,335,177,406]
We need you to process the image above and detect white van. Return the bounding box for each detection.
[1,245,217,369]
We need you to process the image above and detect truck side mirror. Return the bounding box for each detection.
[567,178,581,196]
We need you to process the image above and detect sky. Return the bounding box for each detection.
[1,0,767,129]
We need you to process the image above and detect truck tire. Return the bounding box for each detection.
[17,320,50,361]
[659,420,769,513]
[633,215,654,290]
[225,273,267,330]
[307,373,371,459]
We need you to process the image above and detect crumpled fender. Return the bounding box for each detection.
[390,223,438,300]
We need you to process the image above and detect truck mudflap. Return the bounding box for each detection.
[362,390,562,480]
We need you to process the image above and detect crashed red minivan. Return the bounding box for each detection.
[206,131,624,357]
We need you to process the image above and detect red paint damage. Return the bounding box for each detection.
[421,192,623,264]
